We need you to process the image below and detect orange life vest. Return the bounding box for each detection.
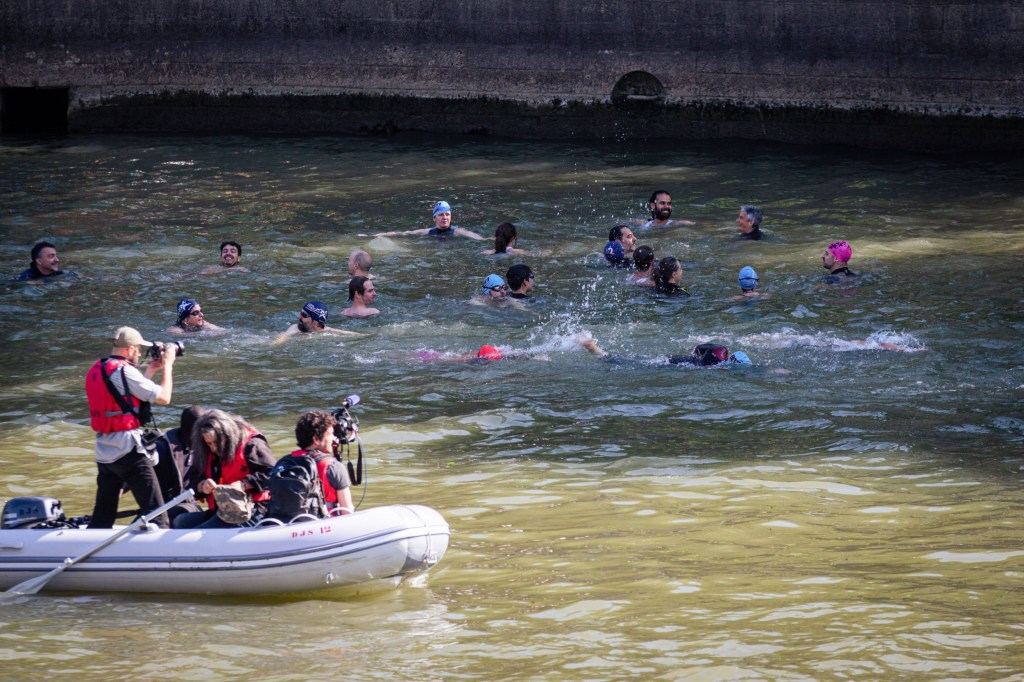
[205,426,270,509]
[85,357,143,433]
[289,448,338,504]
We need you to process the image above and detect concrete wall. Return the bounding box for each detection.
[2,0,1023,150]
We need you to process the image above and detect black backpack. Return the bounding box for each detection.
[266,452,328,522]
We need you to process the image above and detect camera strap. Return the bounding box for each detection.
[346,441,363,486]
[98,358,154,427]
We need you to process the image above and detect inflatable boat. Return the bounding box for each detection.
[0,500,449,597]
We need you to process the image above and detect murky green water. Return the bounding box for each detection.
[1,134,1022,680]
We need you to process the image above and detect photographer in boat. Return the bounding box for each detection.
[85,326,178,529]
[172,410,276,529]
[279,410,355,517]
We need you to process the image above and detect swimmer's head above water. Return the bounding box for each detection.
[478,345,502,360]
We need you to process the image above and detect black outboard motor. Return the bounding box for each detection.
[2,496,66,529]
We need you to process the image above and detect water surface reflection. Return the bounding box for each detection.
[1,134,1022,679]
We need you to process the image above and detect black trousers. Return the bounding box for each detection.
[88,449,169,529]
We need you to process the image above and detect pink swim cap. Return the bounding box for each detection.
[827,240,852,263]
[478,345,502,361]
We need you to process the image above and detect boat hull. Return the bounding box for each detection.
[0,504,449,596]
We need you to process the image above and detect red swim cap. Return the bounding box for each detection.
[478,345,502,360]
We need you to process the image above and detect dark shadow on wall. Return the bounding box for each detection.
[1,88,69,135]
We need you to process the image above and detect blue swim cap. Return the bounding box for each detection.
[728,351,751,365]
[302,300,328,325]
[604,240,625,264]
[481,273,506,293]
[433,201,452,216]
[738,266,759,291]
[176,298,198,321]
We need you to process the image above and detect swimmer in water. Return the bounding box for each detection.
[167,298,225,335]
[637,190,695,229]
[274,301,362,344]
[734,265,766,299]
[652,257,690,296]
[415,344,547,363]
[363,201,485,240]
[736,205,764,240]
[483,222,529,255]
[822,240,857,281]
[200,241,249,275]
[580,336,751,367]
[626,245,656,287]
[470,273,526,309]
[342,277,380,318]
[604,225,637,268]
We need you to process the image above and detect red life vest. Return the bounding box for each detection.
[289,448,338,504]
[205,426,270,509]
[85,357,142,433]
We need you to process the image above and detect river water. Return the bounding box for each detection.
[0,133,1022,680]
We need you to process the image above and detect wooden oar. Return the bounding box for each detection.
[1,488,194,599]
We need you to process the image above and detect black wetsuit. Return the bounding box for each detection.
[739,228,763,240]
[824,267,857,283]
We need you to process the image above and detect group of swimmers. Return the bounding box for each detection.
[14,190,864,367]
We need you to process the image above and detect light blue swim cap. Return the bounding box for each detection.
[433,201,452,216]
[728,351,751,365]
[738,266,759,291]
[481,273,506,293]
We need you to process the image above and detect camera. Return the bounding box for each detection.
[331,395,360,444]
[147,341,185,360]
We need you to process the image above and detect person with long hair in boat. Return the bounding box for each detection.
[172,410,276,529]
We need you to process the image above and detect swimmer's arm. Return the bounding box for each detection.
[324,326,363,336]
[580,338,608,357]
[166,326,184,335]
[202,321,225,331]
[273,325,299,345]
[455,227,486,240]
[362,228,431,237]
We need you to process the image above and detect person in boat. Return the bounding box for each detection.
[638,190,695,229]
[16,240,75,281]
[652,257,690,296]
[347,249,374,280]
[626,245,656,287]
[342,276,380,318]
[167,298,225,334]
[153,405,209,523]
[604,225,637,267]
[736,205,765,240]
[365,201,485,240]
[483,221,529,255]
[822,240,857,282]
[734,265,765,298]
[275,301,362,344]
[172,410,276,529]
[288,410,354,515]
[580,336,751,367]
[85,326,177,529]
[506,264,534,299]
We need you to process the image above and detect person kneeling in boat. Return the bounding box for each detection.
[152,406,209,525]
[173,410,276,529]
[289,410,354,516]
[86,326,177,529]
